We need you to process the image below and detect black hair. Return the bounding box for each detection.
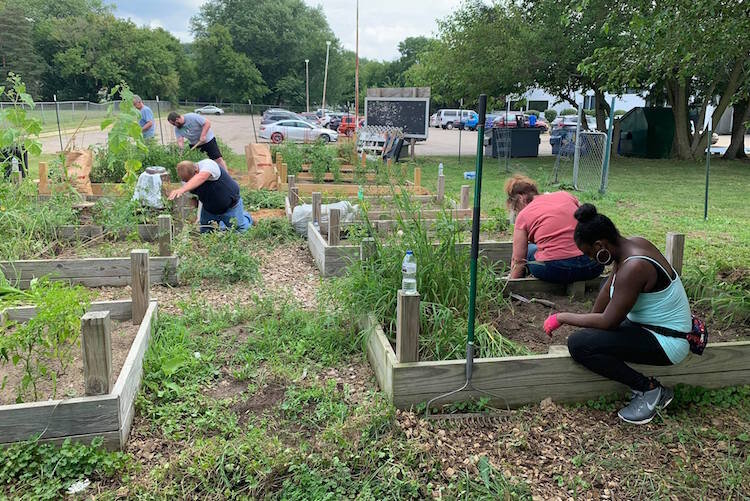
[167,111,180,123]
[573,203,620,245]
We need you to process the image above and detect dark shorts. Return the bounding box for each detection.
[192,137,222,160]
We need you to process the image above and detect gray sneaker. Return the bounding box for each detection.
[617,385,674,424]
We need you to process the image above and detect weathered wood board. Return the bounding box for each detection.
[0,256,179,289]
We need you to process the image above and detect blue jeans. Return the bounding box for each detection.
[527,244,604,284]
[199,198,253,233]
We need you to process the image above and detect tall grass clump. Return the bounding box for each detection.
[324,189,529,360]
[0,181,78,260]
[683,264,750,327]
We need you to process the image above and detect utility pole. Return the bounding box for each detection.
[355,0,360,132]
[322,41,331,115]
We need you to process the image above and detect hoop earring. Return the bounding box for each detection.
[596,248,611,265]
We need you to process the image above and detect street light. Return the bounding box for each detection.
[305,59,310,113]
[322,41,331,116]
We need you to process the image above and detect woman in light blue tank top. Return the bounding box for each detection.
[542,204,692,425]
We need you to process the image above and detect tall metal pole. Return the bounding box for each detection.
[599,97,616,194]
[305,59,310,113]
[156,95,165,146]
[322,41,331,115]
[249,100,258,143]
[355,0,360,133]
[704,117,712,220]
[572,103,583,189]
[54,94,63,151]
[458,98,464,163]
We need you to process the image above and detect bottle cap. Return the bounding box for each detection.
[406,250,413,255]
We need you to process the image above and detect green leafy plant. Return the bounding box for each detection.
[308,142,339,183]
[100,83,148,188]
[175,230,260,284]
[0,437,130,500]
[544,109,558,123]
[337,139,357,165]
[0,279,91,402]
[240,188,285,211]
[0,73,42,174]
[277,141,304,175]
[560,107,577,116]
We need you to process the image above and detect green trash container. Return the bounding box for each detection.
[509,128,541,157]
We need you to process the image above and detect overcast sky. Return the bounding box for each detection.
[109,0,464,60]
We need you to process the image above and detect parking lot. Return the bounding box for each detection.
[43,113,738,159]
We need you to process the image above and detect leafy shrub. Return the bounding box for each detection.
[276,141,304,175]
[583,109,596,117]
[614,109,627,117]
[544,109,558,123]
[560,108,578,116]
[0,437,130,500]
[526,109,541,117]
[308,143,340,183]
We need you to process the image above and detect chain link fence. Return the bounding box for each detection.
[551,129,608,193]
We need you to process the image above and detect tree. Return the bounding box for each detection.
[191,25,268,103]
[192,0,345,106]
[0,5,46,96]
[34,14,185,101]
[580,0,750,159]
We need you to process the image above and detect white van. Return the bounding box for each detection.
[436,109,475,130]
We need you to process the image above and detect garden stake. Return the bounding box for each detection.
[426,94,510,422]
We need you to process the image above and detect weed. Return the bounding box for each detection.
[175,229,260,284]
[248,217,300,245]
[241,188,285,211]
[0,437,130,500]
[308,142,340,183]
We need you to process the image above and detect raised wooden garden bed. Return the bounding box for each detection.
[362,313,750,408]
[1,238,178,290]
[360,233,725,409]
[0,274,158,450]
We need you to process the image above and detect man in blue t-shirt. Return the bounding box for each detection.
[167,111,228,170]
[133,95,155,140]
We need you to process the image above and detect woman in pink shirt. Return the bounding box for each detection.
[505,174,603,283]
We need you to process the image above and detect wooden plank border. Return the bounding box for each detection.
[0,300,157,450]
[362,315,750,409]
[1,256,179,289]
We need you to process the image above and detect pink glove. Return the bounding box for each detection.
[543,314,562,337]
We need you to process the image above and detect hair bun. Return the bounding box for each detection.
[574,203,598,222]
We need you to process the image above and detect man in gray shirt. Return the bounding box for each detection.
[167,111,228,170]
[133,95,155,139]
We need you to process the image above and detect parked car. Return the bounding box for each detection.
[492,111,525,128]
[484,113,499,130]
[338,115,365,136]
[525,114,549,132]
[260,119,338,143]
[300,112,320,124]
[457,111,479,131]
[429,113,439,128]
[194,105,224,115]
[551,115,597,130]
[327,113,346,131]
[261,110,306,125]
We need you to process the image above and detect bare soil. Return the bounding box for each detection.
[0,321,139,405]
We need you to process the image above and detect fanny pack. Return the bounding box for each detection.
[639,315,709,356]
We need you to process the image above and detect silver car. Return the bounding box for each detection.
[194,105,224,115]
[260,119,339,143]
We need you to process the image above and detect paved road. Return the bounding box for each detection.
[41,114,737,158]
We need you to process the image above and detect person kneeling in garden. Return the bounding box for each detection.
[544,204,692,424]
[168,160,253,233]
[505,174,603,283]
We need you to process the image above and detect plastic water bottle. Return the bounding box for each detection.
[438,162,444,176]
[401,250,417,294]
